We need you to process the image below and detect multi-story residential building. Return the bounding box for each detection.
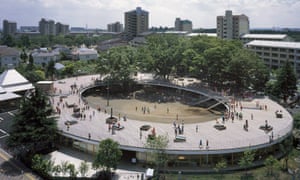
[174,18,193,33]
[0,46,20,68]
[107,22,123,33]
[3,20,17,36]
[217,10,249,39]
[31,48,60,66]
[246,40,300,77]
[125,7,149,40]
[39,18,56,35]
[55,22,69,35]
[241,34,292,44]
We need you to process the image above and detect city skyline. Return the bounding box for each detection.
[0,0,299,30]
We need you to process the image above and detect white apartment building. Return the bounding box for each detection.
[31,48,60,66]
[246,40,300,77]
[217,10,249,39]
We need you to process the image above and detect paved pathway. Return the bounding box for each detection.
[0,148,38,180]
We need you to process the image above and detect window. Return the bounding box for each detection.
[280,54,286,58]
[280,48,286,52]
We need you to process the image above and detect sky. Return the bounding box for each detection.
[0,0,300,29]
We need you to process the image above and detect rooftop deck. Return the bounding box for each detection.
[52,74,293,154]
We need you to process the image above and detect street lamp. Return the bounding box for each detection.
[106,80,109,106]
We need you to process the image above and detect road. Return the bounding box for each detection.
[0,112,38,180]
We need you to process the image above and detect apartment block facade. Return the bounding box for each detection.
[107,22,123,32]
[217,10,249,39]
[246,40,300,77]
[174,18,193,33]
[39,18,69,35]
[125,7,149,40]
[3,20,17,36]
[55,22,69,35]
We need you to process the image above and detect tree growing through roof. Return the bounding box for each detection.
[144,134,169,177]
[214,158,227,179]
[272,61,297,103]
[279,136,293,171]
[238,149,255,177]
[7,88,58,155]
[93,138,122,174]
[264,155,280,177]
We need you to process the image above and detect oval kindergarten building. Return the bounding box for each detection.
[52,74,293,171]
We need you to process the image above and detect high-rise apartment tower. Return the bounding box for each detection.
[124,7,149,40]
[3,20,17,36]
[217,10,249,39]
[174,18,193,33]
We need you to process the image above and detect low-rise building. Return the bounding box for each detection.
[72,47,98,61]
[0,68,34,111]
[241,34,292,44]
[0,68,34,94]
[246,40,300,77]
[31,48,60,66]
[0,46,20,69]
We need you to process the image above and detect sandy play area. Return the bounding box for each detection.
[85,96,220,124]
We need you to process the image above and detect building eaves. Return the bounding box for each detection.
[246,40,300,49]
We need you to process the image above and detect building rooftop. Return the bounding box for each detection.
[126,7,149,14]
[53,74,293,154]
[0,90,21,101]
[246,40,300,49]
[241,34,288,40]
[0,69,34,93]
[0,46,20,56]
[187,33,217,37]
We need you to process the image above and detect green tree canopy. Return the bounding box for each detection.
[272,61,297,103]
[293,112,300,129]
[264,155,280,176]
[145,34,185,79]
[93,138,122,172]
[144,134,169,175]
[238,149,255,176]
[46,60,56,80]
[7,88,58,154]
